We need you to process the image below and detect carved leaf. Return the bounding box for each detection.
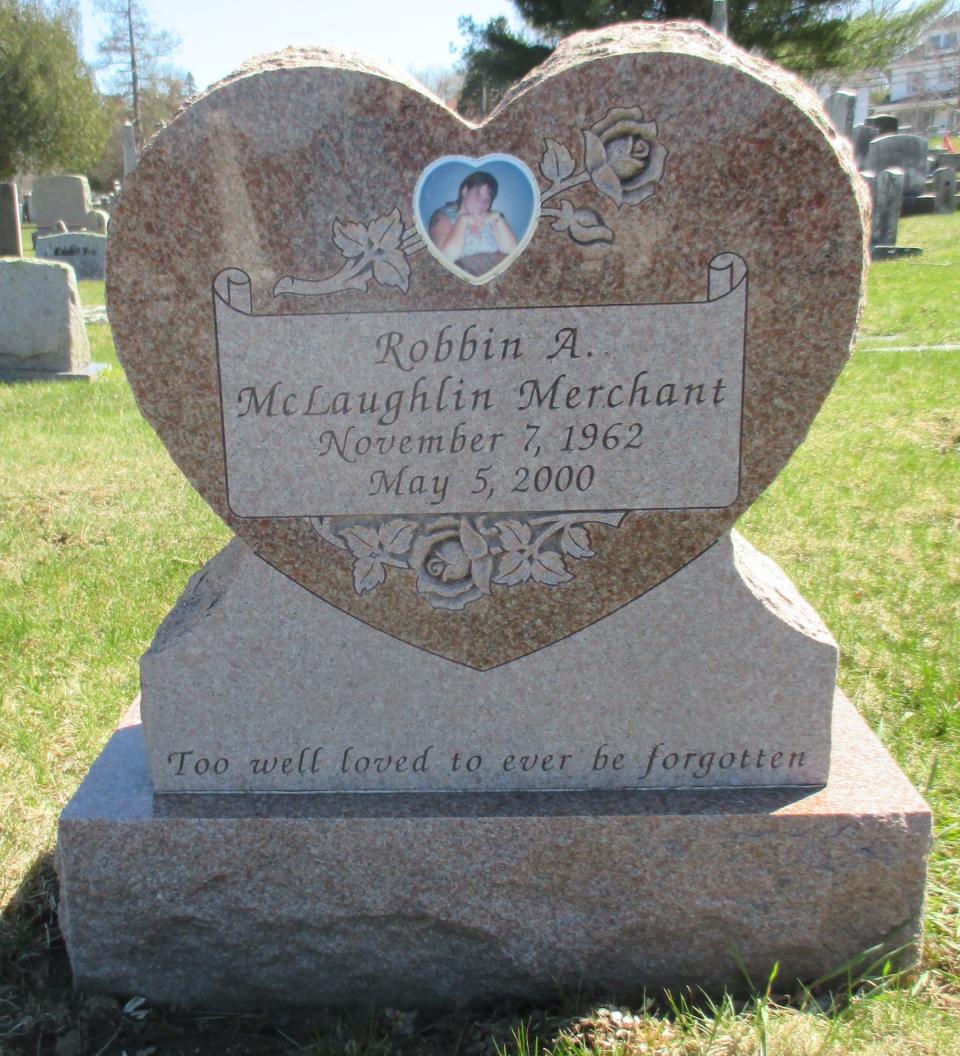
[550,199,576,233]
[379,520,416,555]
[570,225,613,245]
[494,551,532,586]
[340,526,382,558]
[373,249,410,291]
[353,555,386,594]
[471,555,494,595]
[540,138,575,183]
[582,130,608,174]
[332,219,368,258]
[590,164,624,207]
[310,517,346,550]
[530,551,573,585]
[496,520,532,551]
[368,208,404,251]
[561,525,594,559]
[569,207,613,245]
[459,519,489,560]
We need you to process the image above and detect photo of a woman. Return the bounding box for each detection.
[414,155,538,282]
[428,172,518,276]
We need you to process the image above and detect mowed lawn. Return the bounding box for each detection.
[0,215,958,1054]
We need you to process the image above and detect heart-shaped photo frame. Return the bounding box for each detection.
[412,154,540,284]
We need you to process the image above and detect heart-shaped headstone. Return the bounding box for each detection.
[108,25,866,670]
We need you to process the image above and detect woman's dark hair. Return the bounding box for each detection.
[454,171,498,207]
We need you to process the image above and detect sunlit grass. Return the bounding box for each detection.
[857,212,960,347]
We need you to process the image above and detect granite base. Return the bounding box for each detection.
[56,694,930,1010]
[0,362,108,383]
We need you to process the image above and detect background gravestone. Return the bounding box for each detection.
[56,23,930,1008]
[0,183,22,256]
[35,232,107,279]
[933,166,957,213]
[825,90,855,139]
[0,259,94,379]
[30,175,93,230]
[122,121,139,177]
[865,134,929,197]
[866,114,898,134]
[852,123,878,169]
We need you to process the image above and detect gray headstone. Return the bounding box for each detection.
[871,167,905,247]
[84,208,109,234]
[0,258,90,375]
[866,114,898,134]
[933,167,956,213]
[123,121,138,178]
[35,232,107,279]
[30,174,93,228]
[930,150,960,175]
[865,134,928,197]
[852,124,878,170]
[0,182,22,257]
[825,91,856,140]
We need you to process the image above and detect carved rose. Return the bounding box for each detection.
[583,107,666,207]
[408,517,494,611]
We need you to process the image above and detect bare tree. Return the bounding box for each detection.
[95,0,180,146]
[411,67,466,108]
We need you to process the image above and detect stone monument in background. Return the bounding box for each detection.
[56,23,931,1008]
[122,121,138,179]
[0,259,103,381]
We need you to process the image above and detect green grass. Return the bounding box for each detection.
[1,214,959,1054]
[858,213,960,346]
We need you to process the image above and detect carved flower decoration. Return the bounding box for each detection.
[494,520,573,587]
[312,512,625,610]
[549,199,613,244]
[332,207,411,290]
[408,517,494,612]
[583,107,666,207]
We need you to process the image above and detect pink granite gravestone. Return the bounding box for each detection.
[56,23,930,1008]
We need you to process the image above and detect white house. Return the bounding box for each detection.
[883,13,960,132]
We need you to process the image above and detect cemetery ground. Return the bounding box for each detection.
[0,215,958,1055]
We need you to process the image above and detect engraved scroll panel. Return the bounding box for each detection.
[215,254,747,518]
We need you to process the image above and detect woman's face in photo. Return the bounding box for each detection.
[461,182,493,216]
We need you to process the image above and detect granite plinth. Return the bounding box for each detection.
[56,693,930,1010]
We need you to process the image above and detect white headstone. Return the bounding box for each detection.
[0,258,90,375]
[30,175,93,229]
[35,231,107,279]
